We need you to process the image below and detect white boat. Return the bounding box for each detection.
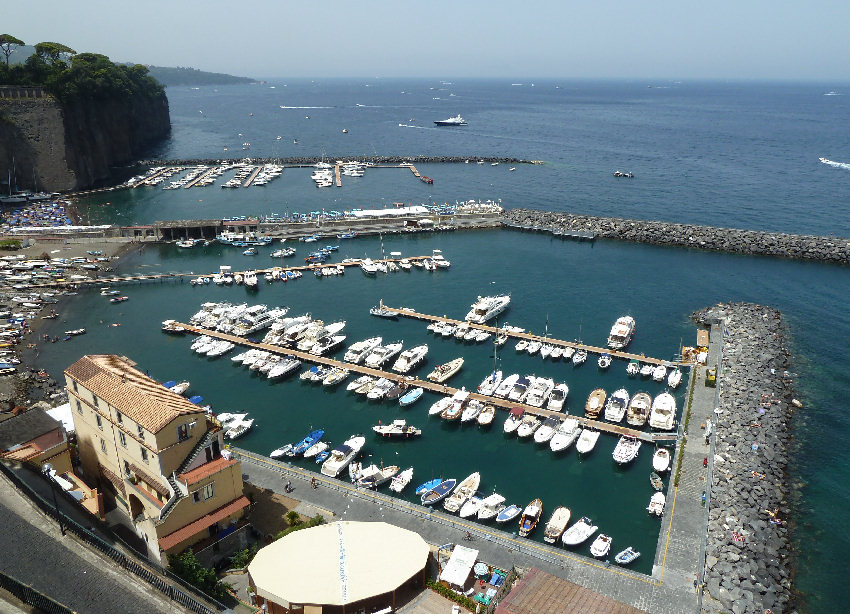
[575,428,600,454]
[477,493,506,521]
[465,294,511,324]
[434,114,467,126]
[367,378,395,400]
[607,316,635,349]
[392,344,428,373]
[493,373,519,398]
[460,400,484,423]
[626,360,640,376]
[533,416,561,444]
[365,342,404,368]
[597,353,612,369]
[304,441,329,458]
[652,364,668,382]
[503,407,524,434]
[626,392,652,426]
[477,404,496,427]
[495,504,523,524]
[647,492,666,516]
[514,339,529,352]
[640,363,654,377]
[429,396,453,416]
[389,467,414,493]
[167,381,190,395]
[321,436,366,477]
[225,418,254,440]
[459,494,485,518]
[359,258,379,275]
[612,436,641,464]
[615,547,641,566]
[426,358,464,383]
[524,377,555,408]
[526,340,542,355]
[321,368,350,387]
[344,336,382,364]
[508,376,532,402]
[216,412,248,426]
[539,344,554,359]
[590,534,612,558]
[653,447,672,473]
[667,368,683,389]
[562,516,597,546]
[550,346,563,360]
[604,388,630,423]
[543,506,572,544]
[357,464,400,489]
[516,415,541,438]
[243,271,258,289]
[649,392,677,430]
[549,417,581,452]
[546,383,569,412]
[372,419,422,438]
[443,472,481,513]
[270,443,292,459]
[572,348,588,365]
[346,374,373,392]
[477,370,503,396]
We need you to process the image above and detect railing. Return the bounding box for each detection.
[484,567,518,614]
[0,570,73,614]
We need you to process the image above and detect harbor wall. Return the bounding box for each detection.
[134,155,541,166]
[503,209,850,265]
[691,303,795,614]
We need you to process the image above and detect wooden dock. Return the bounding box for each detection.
[243,166,262,187]
[184,167,218,189]
[130,167,169,188]
[177,322,678,443]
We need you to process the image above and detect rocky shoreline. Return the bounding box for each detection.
[692,302,796,614]
[503,208,850,265]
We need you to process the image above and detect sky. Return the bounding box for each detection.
[5,0,850,81]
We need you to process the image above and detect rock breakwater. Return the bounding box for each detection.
[692,302,795,614]
[503,209,850,265]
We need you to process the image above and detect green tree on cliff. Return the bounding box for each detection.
[34,42,76,68]
[0,34,24,67]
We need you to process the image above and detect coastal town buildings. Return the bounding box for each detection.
[0,407,72,473]
[65,354,249,564]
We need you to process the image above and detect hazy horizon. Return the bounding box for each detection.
[6,1,850,81]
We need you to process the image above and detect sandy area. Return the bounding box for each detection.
[8,237,142,261]
[243,483,309,538]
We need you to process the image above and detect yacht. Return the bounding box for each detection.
[649,392,677,430]
[612,436,641,464]
[533,416,561,444]
[524,377,555,408]
[392,344,428,373]
[607,316,636,349]
[546,383,569,412]
[344,336,382,364]
[320,436,366,477]
[575,428,600,454]
[604,388,630,423]
[365,342,404,368]
[434,114,467,126]
[465,294,511,324]
[549,417,581,452]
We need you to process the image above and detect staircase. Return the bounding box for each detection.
[158,430,219,523]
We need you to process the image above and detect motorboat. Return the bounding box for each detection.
[320,435,366,477]
[562,517,597,546]
[604,388,630,423]
[357,464,400,489]
[640,363,654,377]
[607,316,636,349]
[495,333,508,347]
[421,478,457,505]
[668,368,683,389]
[477,405,496,426]
[224,418,254,440]
[465,294,511,324]
[653,447,672,472]
[518,498,543,537]
[460,400,484,423]
[414,478,442,496]
[543,507,571,544]
[429,396,453,416]
[626,359,640,377]
[167,381,190,395]
[649,392,677,430]
[390,467,414,493]
[575,428,600,454]
[514,339,529,352]
[650,472,664,491]
[652,364,668,382]
[590,534,612,558]
[392,344,428,373]
[322,368,350,387]
[434,114,467,126]
[550,346,563,360]
[427,358,464,383]
[524,377,555,408]
[216,412,248,426]
[440,324,456,337]
[496,504,522,524]
[399,387,424,406]
[365,342,404,368]
[572,348,587,365]
[290,429,324,456]
[546,383,569,412]
[369,304,397,319]
[585,388,606,419]
[507,376,531,402]
[516,414,541,438]
[477,493,507,521]
[526,340,542,355]
[304,441,329,458]
[494,373,519,398]
[441,389,468,421]
[477,370,503,396]
[549,417,581,452]
[270,443,292,459]
[372,419,422,438]
[598,353,612,369]
[270,247,296,258]
[344,336,382,364]
[648,492,666,516]
[367,378,396,400]
[539,344,554,360]
[445,472,481,513]
[346,374,373,392]
[615,547,641,566]
[161,320,186,334]
[627,392,652,427]
[359,258,379,275]
[612,435,641,464]
[533,416,561,444]
[503,407,524,434]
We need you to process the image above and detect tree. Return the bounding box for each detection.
[168,549,228,599]
[0,34,24,67]
[34,42,76,67]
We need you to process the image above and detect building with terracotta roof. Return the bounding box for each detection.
[65,354,250,564]
[0,407,72,472]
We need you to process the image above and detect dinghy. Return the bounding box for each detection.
[590,534,612,558]
[562,516,597,546]
[390,467,414,493]
[615,547,641,566]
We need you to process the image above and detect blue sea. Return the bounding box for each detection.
[59,79,850,612]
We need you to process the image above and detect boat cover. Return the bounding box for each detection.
[510,407,524,417]
[439,545,479,588]
[188,395,203,404]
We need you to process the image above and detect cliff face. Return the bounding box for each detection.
[0,87,170,192]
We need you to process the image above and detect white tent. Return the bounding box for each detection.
[46,403,74,433]
[349,206,428,218]
[439,544,479,588]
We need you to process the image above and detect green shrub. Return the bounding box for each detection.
[425,578,476,611]
[229,544,258,570]
[273,514,324,541]
[168,548,228,599]
[0,239,22,251]
[285,510,301,527]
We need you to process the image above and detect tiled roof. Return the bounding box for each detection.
[129,462,171,498]
[178,456,237,486]
[65,355,204,433]
[495,567,647,614]
[0,409,62,451]
[158,496,250,552]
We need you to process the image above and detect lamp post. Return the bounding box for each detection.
[41,463,65,536]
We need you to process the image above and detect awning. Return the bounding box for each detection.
[439,545,478,587]
[158,496,250,551]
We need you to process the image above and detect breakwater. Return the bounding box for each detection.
[503,209,850,265]
[692,303,795,614]
[134,155,542,167]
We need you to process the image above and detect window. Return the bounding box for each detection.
[193,483,214,503]
[119,431,127,447]
[192,491,201,503]
[177,424,189,442]
[72,380,78,392]
[115,410,122,424]
[124,461,131,478]
[96,414,102,430]
[100,438,107,453]
[76,400,82,414]
[137,424,144,438]
[92,396,99,408]
[140,447,148,463]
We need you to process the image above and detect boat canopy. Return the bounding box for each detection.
[510,407,524,417]
[439,545,479,588]
[188,395,203,404]
[163,380,177,388]
[451,390,470,403]
[516,377,530,385]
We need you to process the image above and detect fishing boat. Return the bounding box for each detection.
[443,472,481,513]
[390,467,414,493]
[653,448,672,472]
[607,316,635,349]
[421,478,457,505]
[414,478,442,496]
[562,516,598,546]
[543,506,571,544]
[612,435,641,464]
[304,441,329,458]
[477,404,496,427]
[320,435,365,477]
[372,419,422,438]
[615,547,641,566]
[516,414,541,438]
[496,504,523,524]
[575,428,600,454]
[549,417,581,452]
[269,443,293,459]
[649,392,677,430]
[546,383,569,412]
[626,359,640,376]
[585,388,606,419]
[597,353,612,369]
[667,368,683,389]
[650,472,664,491]
[494,373,519,398]
[290,429,324,456]
[503,407,524,434]
[533,416,561,444]
[604,388,630,423]
[626,392,652,427]
[358,464,400,489]
[647,492,666,516]
[426,358,464,383]
[590,534,612,558]
[399,387,424,406]
[652,364,668,382]
[518,498,543,537]
[477,493,506,521]
[459,495,485,519]
[392,344,428,373]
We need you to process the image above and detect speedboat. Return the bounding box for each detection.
[518,498,543,537]
[390,467,414,493]
[477,405,496,426]
[524,377,554,408]
[365,342,404,368]
[392,344,428,373]
[649,392,677,430]
[668,368,683,389]
[434,114,467,126]
[429,396,453,416]
[508,376,531,402]
[516,414,541,438]
[647,492,666,516]
[546,383,569,412]
[321,368,350,387]
[494,373,520,398]
[652,364,667,382]
[607,316,635,349]
[562,516,598,546]
[549,417,581,452]
[604,388,630,423]
[344,336,382,364]
[304,441,329,458]
[399,387,424,406]
[496,504,522,524]
[572,348,587,365]
[426,358,464,383]
[477,370,503,396]
[533,416,560,443]
[615,547,641,566]
[598,353,612,369]
[421,478,457,505]
[269,443,292,459]
[612,435,641,464]
[372,419,422,438]
[590,534,612,558]
[477,493,506,521]
[653,447,672,472]
[465,294,511,324]
[543,506,571,544]
[217,412,248,426]
[369,304,397,319]
[503,407,524,434]
[460,400,484,423]
[575,428,600,454]
[346,375,373,392]
[359,258,379,275]
[627,392,652,426]
[443,472,481,513]
[320,436,366,477]
[585,388,606,419]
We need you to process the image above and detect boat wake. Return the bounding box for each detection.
[279,106,333,109]
[819,157,850,170]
